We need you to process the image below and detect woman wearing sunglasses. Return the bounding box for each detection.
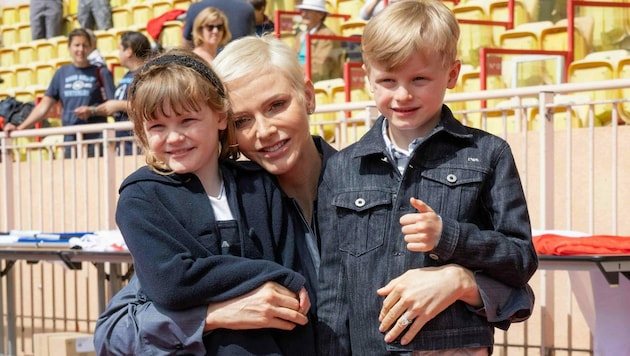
[192,7,232,65]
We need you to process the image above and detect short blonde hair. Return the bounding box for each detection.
[192,7,232,48]
[128,49,237,173]
[362,0,459,71]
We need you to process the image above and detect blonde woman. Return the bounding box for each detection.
[191,7,232,64]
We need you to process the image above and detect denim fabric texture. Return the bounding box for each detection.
[317,105,538,355]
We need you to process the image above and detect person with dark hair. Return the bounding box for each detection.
[181,0,255,49]
[94,31,153,156]
[3,28,115,158]
[247,0,275,36]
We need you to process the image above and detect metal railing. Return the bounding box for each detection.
[2,79,630,355]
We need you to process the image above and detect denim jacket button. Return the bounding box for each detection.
[355,198,366,207]
[446,174,457,183]
[428,253,439,260]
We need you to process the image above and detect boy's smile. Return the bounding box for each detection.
[368,52,460,148]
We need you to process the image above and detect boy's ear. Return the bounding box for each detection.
[447,60,461,89]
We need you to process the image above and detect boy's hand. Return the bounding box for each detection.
[399,197,442,252]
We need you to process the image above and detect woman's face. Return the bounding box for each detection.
[299,9,326,28]
[199,20,225,47]
[69,35,91,67]
[228,70,315,177]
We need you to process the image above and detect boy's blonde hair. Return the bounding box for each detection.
[362,0,460,71]
[128,49,238,174]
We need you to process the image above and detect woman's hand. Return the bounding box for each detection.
[74,106,93,120]
[377,264,482,345]
[204,281,310,332]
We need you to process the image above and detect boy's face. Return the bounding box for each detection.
[366,52,460,148]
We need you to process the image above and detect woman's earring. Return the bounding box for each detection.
[307,108,314,114]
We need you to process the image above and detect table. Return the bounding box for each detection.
[538,254,630,356]
[0,246,133,356]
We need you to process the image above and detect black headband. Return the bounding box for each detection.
[131,54,226,98]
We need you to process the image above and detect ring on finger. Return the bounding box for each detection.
[399,314,414,326]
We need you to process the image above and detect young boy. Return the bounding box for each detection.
[316,1,538,354]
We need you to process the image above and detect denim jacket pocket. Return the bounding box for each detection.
[332,190,391,257]
[420,166,487,219]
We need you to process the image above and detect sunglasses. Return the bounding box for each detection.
[203,24,224,32]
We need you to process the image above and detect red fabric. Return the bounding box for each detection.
[534,234,630,255]
[146,9,186,41]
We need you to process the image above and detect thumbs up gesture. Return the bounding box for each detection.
[399,198,443,252]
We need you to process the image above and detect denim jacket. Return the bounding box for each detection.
[317,106,538,354]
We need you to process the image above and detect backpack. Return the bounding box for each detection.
[0,96,35,128]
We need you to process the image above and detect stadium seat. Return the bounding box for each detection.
[577,1,629,52]
[17,3,30,23]
[568,57,619,125]
[33,62,55,86]
[112,6,131,28]
[33,39,57,62]
[528,94,588,130]
[615,56,630,124]
[540,22,589,62]
[452,2,493,67]
[14,64,35,87]
[0,68,15,91]
[159,20,184,49]
[94,30,118,53]
[0,23,19,46]
[1,6,19,25]
[17,22,32,44]
[487,0,530,45]
[339,20,365,37]
[311,85,335,142]
[51,36,70,60]
[336,0,363,20]
[14,43,36,63]
[151,0,174,17]
[172,0,193,11]
[129,3,154,26]
[459,68,507,129]
[0,46,16,67]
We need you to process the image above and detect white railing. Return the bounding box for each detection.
[2,79,630,355]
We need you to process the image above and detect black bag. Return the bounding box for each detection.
[0,96,35,127]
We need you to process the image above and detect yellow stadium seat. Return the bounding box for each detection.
[14,64,35,87]
[528,94,587,130]
[12,88,34,103]
[615,56,630,124]
[0,46,16,67]
[540,23,589,62]
[14,43,36,63]
[1,6,19,25]
[311,86,335,142]
[172,0,193,11]
[459,69,507,129]
[568,57,619,125]
[577,1,628,52]
[112,6,131,28]
[0,24,19,46]
[336,0,363,20]
[17,22,31,44]
[33,39,57,62]
[0,68,15,91]
[151,0,174,17]
[452,2,493,67]
[339,20,365,37]
[33,62,56,86]
[17,4,30,23]
[94,30,118,53]
[487,0,530,45]
[159,20,183,49]
[130,3,153,26]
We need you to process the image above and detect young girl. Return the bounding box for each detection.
[116,49,314,355]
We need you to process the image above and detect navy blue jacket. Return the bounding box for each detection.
[114,159,313,355]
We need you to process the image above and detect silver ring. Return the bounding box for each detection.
[399,314,413,326]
